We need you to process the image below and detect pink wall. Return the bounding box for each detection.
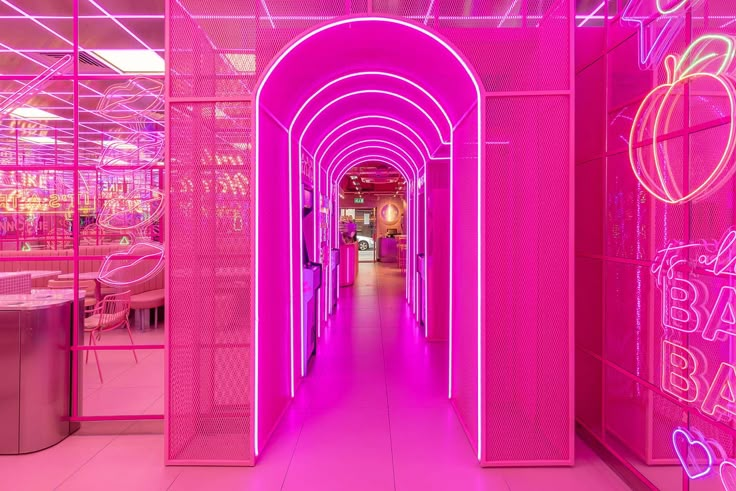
[575,0,736,488]
[450,108,479,454]
[168,1,573,467]
[427,159,450,341]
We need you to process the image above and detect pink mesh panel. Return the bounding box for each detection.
[167,102,254,465]
[450,109,479,453]
[437,0,570,92]
[484,95,572,465]
[575,349,602,437]
[576,1,736,487]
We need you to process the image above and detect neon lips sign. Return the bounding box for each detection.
[654,229,736,421]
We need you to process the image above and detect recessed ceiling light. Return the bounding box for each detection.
[19,136,70,145]
[11,108,62,120]
[92,50,165,74]
[224,53,256,73]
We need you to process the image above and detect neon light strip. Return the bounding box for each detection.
[292,84,445,381]
[324,139,418,313]
[256,18,483,461]
[301,91,448,154]
[424,0,436,25]
[259,0,276,28]
[317,124,427,171]
[0,55,72,119]
[0,0,72,46]
[328,141,417,176]
[331,150,417,308]
[498,0,520,28]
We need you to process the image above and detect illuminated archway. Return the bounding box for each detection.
[255,16,483,461]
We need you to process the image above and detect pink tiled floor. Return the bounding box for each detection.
[0,263,630,490]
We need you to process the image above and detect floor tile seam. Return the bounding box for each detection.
[52,426,131,490]
[375,272,398,491]
[280,398,307,490]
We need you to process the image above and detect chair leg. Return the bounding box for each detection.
[154,307,159,329]
[126,321,139,363]
[85,331,91,364]
[88,332,103,384]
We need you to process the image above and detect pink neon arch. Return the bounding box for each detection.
[290,71,452,142]
[328,142,418,175]
[255,16,484,461]
[318,125,428,170]
[332,153,417,304]
[329,146,418,304]
[290,88,446,381]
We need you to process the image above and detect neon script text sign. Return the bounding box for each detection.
[655,230,736,422]
[630,34,736,205]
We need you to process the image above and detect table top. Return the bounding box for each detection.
[57,272,99,280]
[18,270,62,280]
[0,288,84,310]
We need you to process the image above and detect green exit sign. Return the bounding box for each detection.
[354,197,364,204]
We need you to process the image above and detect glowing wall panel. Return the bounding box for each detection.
[484,95,572,465]
[426,159,449,341]
[575,0,736,488]
[450,109,479,453]
[167,102,254,464]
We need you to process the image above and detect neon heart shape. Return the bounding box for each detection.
[98,242,164,287]
[672,427,713,479]
[721,461,736,491]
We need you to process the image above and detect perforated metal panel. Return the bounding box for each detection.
[484,95,571,464]
[576,0,736,487]
[167,101,254,464]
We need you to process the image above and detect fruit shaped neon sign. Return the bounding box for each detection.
[621,0,703,70]
[629,34,736,204]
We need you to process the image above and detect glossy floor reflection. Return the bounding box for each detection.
[0,263,629,490]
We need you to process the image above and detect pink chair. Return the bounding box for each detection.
[84,290,136,383]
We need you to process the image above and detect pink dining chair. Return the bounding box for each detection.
[84,290,136,383]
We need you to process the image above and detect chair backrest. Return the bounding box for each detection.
[96,290,132,332]
[47,279,97,297]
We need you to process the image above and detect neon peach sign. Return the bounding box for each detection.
[629,34,736,204]
[654,230,736,422]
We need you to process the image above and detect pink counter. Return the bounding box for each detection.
[339,243,357,286]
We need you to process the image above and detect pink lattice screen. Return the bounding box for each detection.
[484,93,573,466]
[575,0,736,488]
[167,0,255,462]
[167,0,573,467]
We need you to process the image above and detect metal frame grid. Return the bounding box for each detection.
[575,0,736,489]
[167,0,574,467]
[0,0,165,424]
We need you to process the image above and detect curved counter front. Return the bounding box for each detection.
[339,243,358,287]
[0,289,83,454]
